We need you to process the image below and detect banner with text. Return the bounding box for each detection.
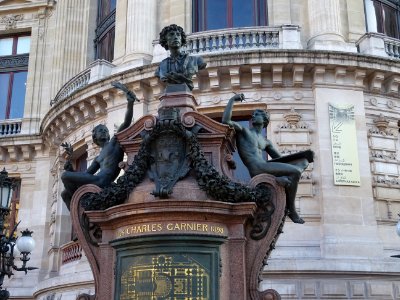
[328,103,361,186]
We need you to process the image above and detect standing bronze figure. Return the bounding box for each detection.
[222,93,313,223]
[61,82,138,210]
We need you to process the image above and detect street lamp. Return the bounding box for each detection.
[0,168,36,300]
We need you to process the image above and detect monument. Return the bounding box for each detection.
[64,24,313,300]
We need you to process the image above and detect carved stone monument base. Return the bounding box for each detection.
[71,174,285,299]
[71,91,287,299]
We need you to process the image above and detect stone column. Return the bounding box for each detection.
[49,0,93,98]
[307,0,355,51]
[113,0,157,70]
[272,0,292,25]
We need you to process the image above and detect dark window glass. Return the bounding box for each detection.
[97,27,115,62]
[0,74,10,119]
[9,72,27,119]
[0,34,29,121]
[383,3,398,37]
[95,0,116,61]
[75,152,88,172]
[373,0,400,39]
[232,0,254,28]
[206,0,228,30]
[98,0,116,23]
[193,0,268,32]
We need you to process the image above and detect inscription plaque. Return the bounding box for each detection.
[329,103,361,186]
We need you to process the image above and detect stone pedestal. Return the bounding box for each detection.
[70,92,287,299]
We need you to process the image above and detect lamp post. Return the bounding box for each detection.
[0,168,36,300]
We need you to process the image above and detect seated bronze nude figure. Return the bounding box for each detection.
[61,82,138,210]
[155,24,206,91]
[222,93,314,224]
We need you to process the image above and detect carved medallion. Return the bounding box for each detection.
[148,108,191,198]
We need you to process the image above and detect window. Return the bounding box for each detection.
[0,34,30,120]
[193,0,268,32]
[373,0,400,39]
[95,0,116,61]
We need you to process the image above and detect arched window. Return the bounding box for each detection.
[372,0,400,39]
[94,0,116,61]
[193,0,268,32]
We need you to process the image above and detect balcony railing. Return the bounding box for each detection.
[357,32,400,59]
[384,36,400,58]
[51,69,91,106]
[50,59,114,107]
[0,119,22,136]
[183,27,279,54]
[60,240,82,265]
[152,25,301,63]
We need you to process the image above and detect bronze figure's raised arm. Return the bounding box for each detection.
[155,24,206,91]
[222,93,314,224]
[61,82,139,210]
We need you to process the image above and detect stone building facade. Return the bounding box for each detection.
[0,0,399,299]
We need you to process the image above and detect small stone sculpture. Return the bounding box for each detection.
[222,93,313,223]
[155,24,206,91]
[60,82,138,210]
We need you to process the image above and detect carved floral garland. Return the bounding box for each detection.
[80,117,275,239]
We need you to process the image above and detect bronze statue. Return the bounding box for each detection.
[222,93,313,224]
[61,82,138,210]
[155,24,206,91]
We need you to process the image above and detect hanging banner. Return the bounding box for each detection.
[328,103,361,186]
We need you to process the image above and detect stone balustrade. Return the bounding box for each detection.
[384,36,400,58]
[183,26,280,54]
[357,32,400,59]
[0,119,22,136]
[51,69,91,106]
[61,240,83,265]
[152,25,301,63]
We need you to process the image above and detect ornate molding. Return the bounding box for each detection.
[0,54,29,70]
[373,175,400,187]
[369,114,396,136]
[281,107,308,129]
[94,9,115,40]
[370,150,397,161]
[0,14,23,29]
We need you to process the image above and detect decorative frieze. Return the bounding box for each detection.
[0,14,23,29]
[275,108,312,146]
[0,54,29,70]
[369,114,396,136]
